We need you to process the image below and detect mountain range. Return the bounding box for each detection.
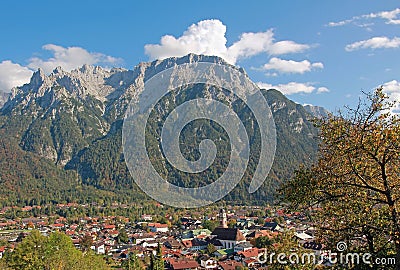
[0,54,324,206]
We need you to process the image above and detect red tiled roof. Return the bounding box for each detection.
[107,230,119,235]
[238,248,259,258]
[65,230,75,235]
[243,258,256,265]
[148,223,168,228]
[251,229,278,239]
[218,260,242,270]
[170,259,199,270]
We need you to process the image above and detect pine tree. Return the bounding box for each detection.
[122,252,144,270]
[149,243,164,270]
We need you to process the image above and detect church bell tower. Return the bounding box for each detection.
[219,208,228,228]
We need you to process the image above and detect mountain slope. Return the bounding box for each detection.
[0,128,123,206]
[0,90,9,108]
[0,54,320,205]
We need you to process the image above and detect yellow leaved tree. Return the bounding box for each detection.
[281,88,400,269]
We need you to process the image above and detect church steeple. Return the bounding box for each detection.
[219,208,228,228]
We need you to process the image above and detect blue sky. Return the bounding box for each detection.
[0,0,399,111]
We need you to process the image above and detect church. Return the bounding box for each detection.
[211,209,246,249]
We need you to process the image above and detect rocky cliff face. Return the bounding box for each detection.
[0,91,9,108]
[304,104,330,118]
[0,54,322,202]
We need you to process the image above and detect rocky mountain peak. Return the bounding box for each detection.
[304,104,330,118]
[2,54,327,122]
[29,68,48,91]
[52,66,64,75]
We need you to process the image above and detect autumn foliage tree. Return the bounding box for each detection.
[4,230,109,270]
[281,88,400,268]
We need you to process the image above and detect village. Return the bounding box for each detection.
[0,203,324,269]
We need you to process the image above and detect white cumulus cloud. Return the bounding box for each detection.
[145,19,310,64]
[382,80,400,93]
[144,20,229,61]
[257,81,328,95]
[345,36,400,51]
[256,82,274,90]
[0,61,34,92]
[28,44,122,73]
[226,30,275,63]
[268,41,310,55]
[382,80,400,113]
[262,57,323,74]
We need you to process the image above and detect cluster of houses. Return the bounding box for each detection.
[0,207,323,269]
